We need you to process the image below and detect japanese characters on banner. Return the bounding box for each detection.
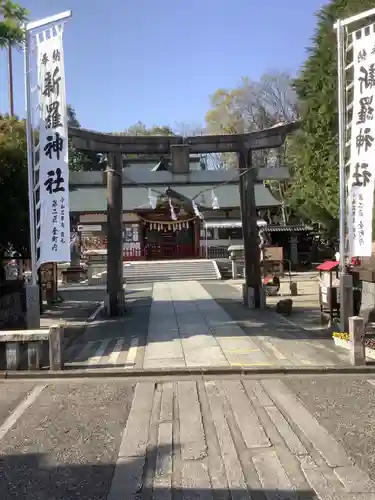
[37,29,70,265]
[348,27,375,257]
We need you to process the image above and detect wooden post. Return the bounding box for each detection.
[49,324,64,370]
[106,153,125,316]
[238,149,263,308]
[349,316,365,365]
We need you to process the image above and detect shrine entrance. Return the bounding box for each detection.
[139,194,199,260]
[70,121,299,314]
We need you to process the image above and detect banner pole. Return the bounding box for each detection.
[24,29,38,286]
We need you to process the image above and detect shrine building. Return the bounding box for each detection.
[69,155,310,262]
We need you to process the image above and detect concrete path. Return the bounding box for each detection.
[143,280,345,369]
[62,280,348,370]
[1,377,375,499]
[144,280,274,369]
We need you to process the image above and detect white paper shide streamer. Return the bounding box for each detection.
[192,200,203,219]
[211,189,219,210]
[347,27,375,257]
[148,188,157,209]
[169,198,177,220]
[37,28,70,265]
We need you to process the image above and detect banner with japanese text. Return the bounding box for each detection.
[37,29,70,265]
[348,27,375,257]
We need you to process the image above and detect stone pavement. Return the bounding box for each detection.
[40,287,102,349]
[62,280,349,371]
[1,376,375,499]
[64,283,152,369]
[227,273,326,332]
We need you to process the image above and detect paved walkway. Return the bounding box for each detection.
[1,377,375,499]
[40,288,102,349]
[63,281,348,371]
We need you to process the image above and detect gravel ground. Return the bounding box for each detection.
[0,383,37,424]
[0,381,135,500]
[284,376,375,480]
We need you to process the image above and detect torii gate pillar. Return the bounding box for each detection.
[104,152,125,316]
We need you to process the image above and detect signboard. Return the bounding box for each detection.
[347,27,375,257]
[37,29,70,265]
[78,225,102,232]
[263,247,283,262]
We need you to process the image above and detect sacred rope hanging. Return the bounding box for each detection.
[139,215,197,232]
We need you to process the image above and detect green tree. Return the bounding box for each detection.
[119,122,175,137]
[288,0,375,236]
[116,122,176,161]
[0,0,28,47]
[67,105,80,128]
[67,105,95,171]
[0,115,29,258]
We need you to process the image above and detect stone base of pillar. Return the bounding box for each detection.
[62,266,85,284]
[104,290,126,317]
[242,284,266,309]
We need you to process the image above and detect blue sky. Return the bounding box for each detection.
[0,0,327,132]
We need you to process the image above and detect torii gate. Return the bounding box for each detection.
[69,122,299,316]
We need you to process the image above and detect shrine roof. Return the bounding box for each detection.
[69,183,280,212]
[69,166,289,187]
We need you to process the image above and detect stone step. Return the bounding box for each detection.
[88,259,221,284]
[123,270,218,276]
[125,276,220,284]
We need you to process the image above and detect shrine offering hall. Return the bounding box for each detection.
[70,157,310,261]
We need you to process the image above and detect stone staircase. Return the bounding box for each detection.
[88,259,221,285]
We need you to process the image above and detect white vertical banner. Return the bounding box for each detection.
[36,27,70,265]
[348,26,375,257]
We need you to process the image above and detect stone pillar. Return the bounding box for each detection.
[242,284,266,309]
[349,316,365,365]
[62,228,84,283]
[359,280,375,324]
[106,153,125,316]
[340,273,353,333]
[290,235,298,267]
[87,264,95,285]
[171,144,190,174]
[238,149,263,308]
[231,259,237,279]
[25,283,40,329]
[49,324,64,370]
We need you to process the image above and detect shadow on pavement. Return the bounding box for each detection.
[62,282,343,369]
[0,448,317,500]
[201,282,332,340]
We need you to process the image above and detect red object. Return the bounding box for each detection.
[351,257,360,266]
[123,244,196,261]
[316,261,339,272]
